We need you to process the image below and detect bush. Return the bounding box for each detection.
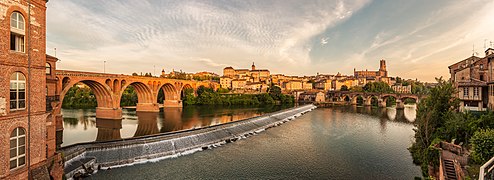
[470,129,494,164]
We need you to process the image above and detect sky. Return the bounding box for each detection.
[46,0,494,82]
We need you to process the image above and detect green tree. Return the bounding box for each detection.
[350,86,363,92]
[268,85,282,99]
[409,77,459,176]
[470,129,494,164]
[363,82,394,93]
[183,88,197,105]
[120,86,138,106]
[340,85,349,91]
[217,88,230,93]
[62,86,98,109]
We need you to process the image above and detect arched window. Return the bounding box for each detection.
[10,72,26,111]
[45,63,51,75]
[10,127,26,169]
[10,12,25,52]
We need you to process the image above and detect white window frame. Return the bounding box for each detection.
[10,12,25,31]
[45,63,51,75]
[10,12,25,53]
[10,72,26,111]
[463,87,469,97]
[9,127,26,170]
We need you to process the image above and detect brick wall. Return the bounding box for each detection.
[0,0,62,179]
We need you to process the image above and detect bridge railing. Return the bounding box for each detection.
[479,156,494,180]
[55,70,217,84]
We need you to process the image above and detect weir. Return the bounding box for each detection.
[61,104,317,179]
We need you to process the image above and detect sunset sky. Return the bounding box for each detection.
[46,0,494,82]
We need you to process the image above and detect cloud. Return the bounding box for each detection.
[46,0,494,82]
[195,58,229,68]
[320,37,329,45]
[46,0,370,75]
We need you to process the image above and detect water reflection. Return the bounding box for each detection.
[96,119,122,142]
[62,105,290,146]
[340,104,416,123]
[134,112,159,137]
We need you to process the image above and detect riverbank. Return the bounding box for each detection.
[61,104,316,179]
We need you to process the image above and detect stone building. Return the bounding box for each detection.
[220,76,232,89]
[333,78,358,91]
[485,48,494,109]
[392,84,412,94]
[297,92,326,102]
[0,0,63,179]
[354,59,391,84]
[314,79,333,91]
[302,81,313,90]
[222,62,270,81]
[449,49,490,111]
[283,80,303,91]
[354,59,387,78]
[221,62,270,91]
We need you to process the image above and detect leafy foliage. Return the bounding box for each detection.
[183,85,294,106]
[408,77,494,177]
[340,85,349,91]
[409,77,459,176]
[363,82,394,93]
[62,86,97,109]
[120,86,138,106]
[470,129,494,164]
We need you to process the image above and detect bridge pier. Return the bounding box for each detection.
[378,99,387,108]
[163,100,183,108]
[364,98,372,106]
[136,103,160,112]
[96,107,123,119]
[351,97,358,105]
[396,100,405,109]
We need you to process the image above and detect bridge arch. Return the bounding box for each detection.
[365,95,379,107]
[400,96,418,104]
[158,83,178,101]
[343,95,351,102]
[156,83,183,107]
[59,79,114,109]
[382,94,397,107]
[119,81,154,105]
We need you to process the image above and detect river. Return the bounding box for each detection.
[61,105,292,147]
[84,105,421,179]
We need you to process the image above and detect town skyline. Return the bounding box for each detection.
[46,0,494,82]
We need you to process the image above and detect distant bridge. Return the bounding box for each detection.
[53,70,218,119]
[327,91,425,109]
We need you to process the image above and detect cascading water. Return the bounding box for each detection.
[62,104,317,180]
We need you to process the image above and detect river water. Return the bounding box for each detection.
[61,105,291,147]
[86,105,421,179]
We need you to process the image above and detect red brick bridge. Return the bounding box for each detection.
[53,70,218,119]
[327,91,425,109]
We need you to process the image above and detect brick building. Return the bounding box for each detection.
[354,59,391,85]
[449,49,491,111]
[0,0,63,179]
